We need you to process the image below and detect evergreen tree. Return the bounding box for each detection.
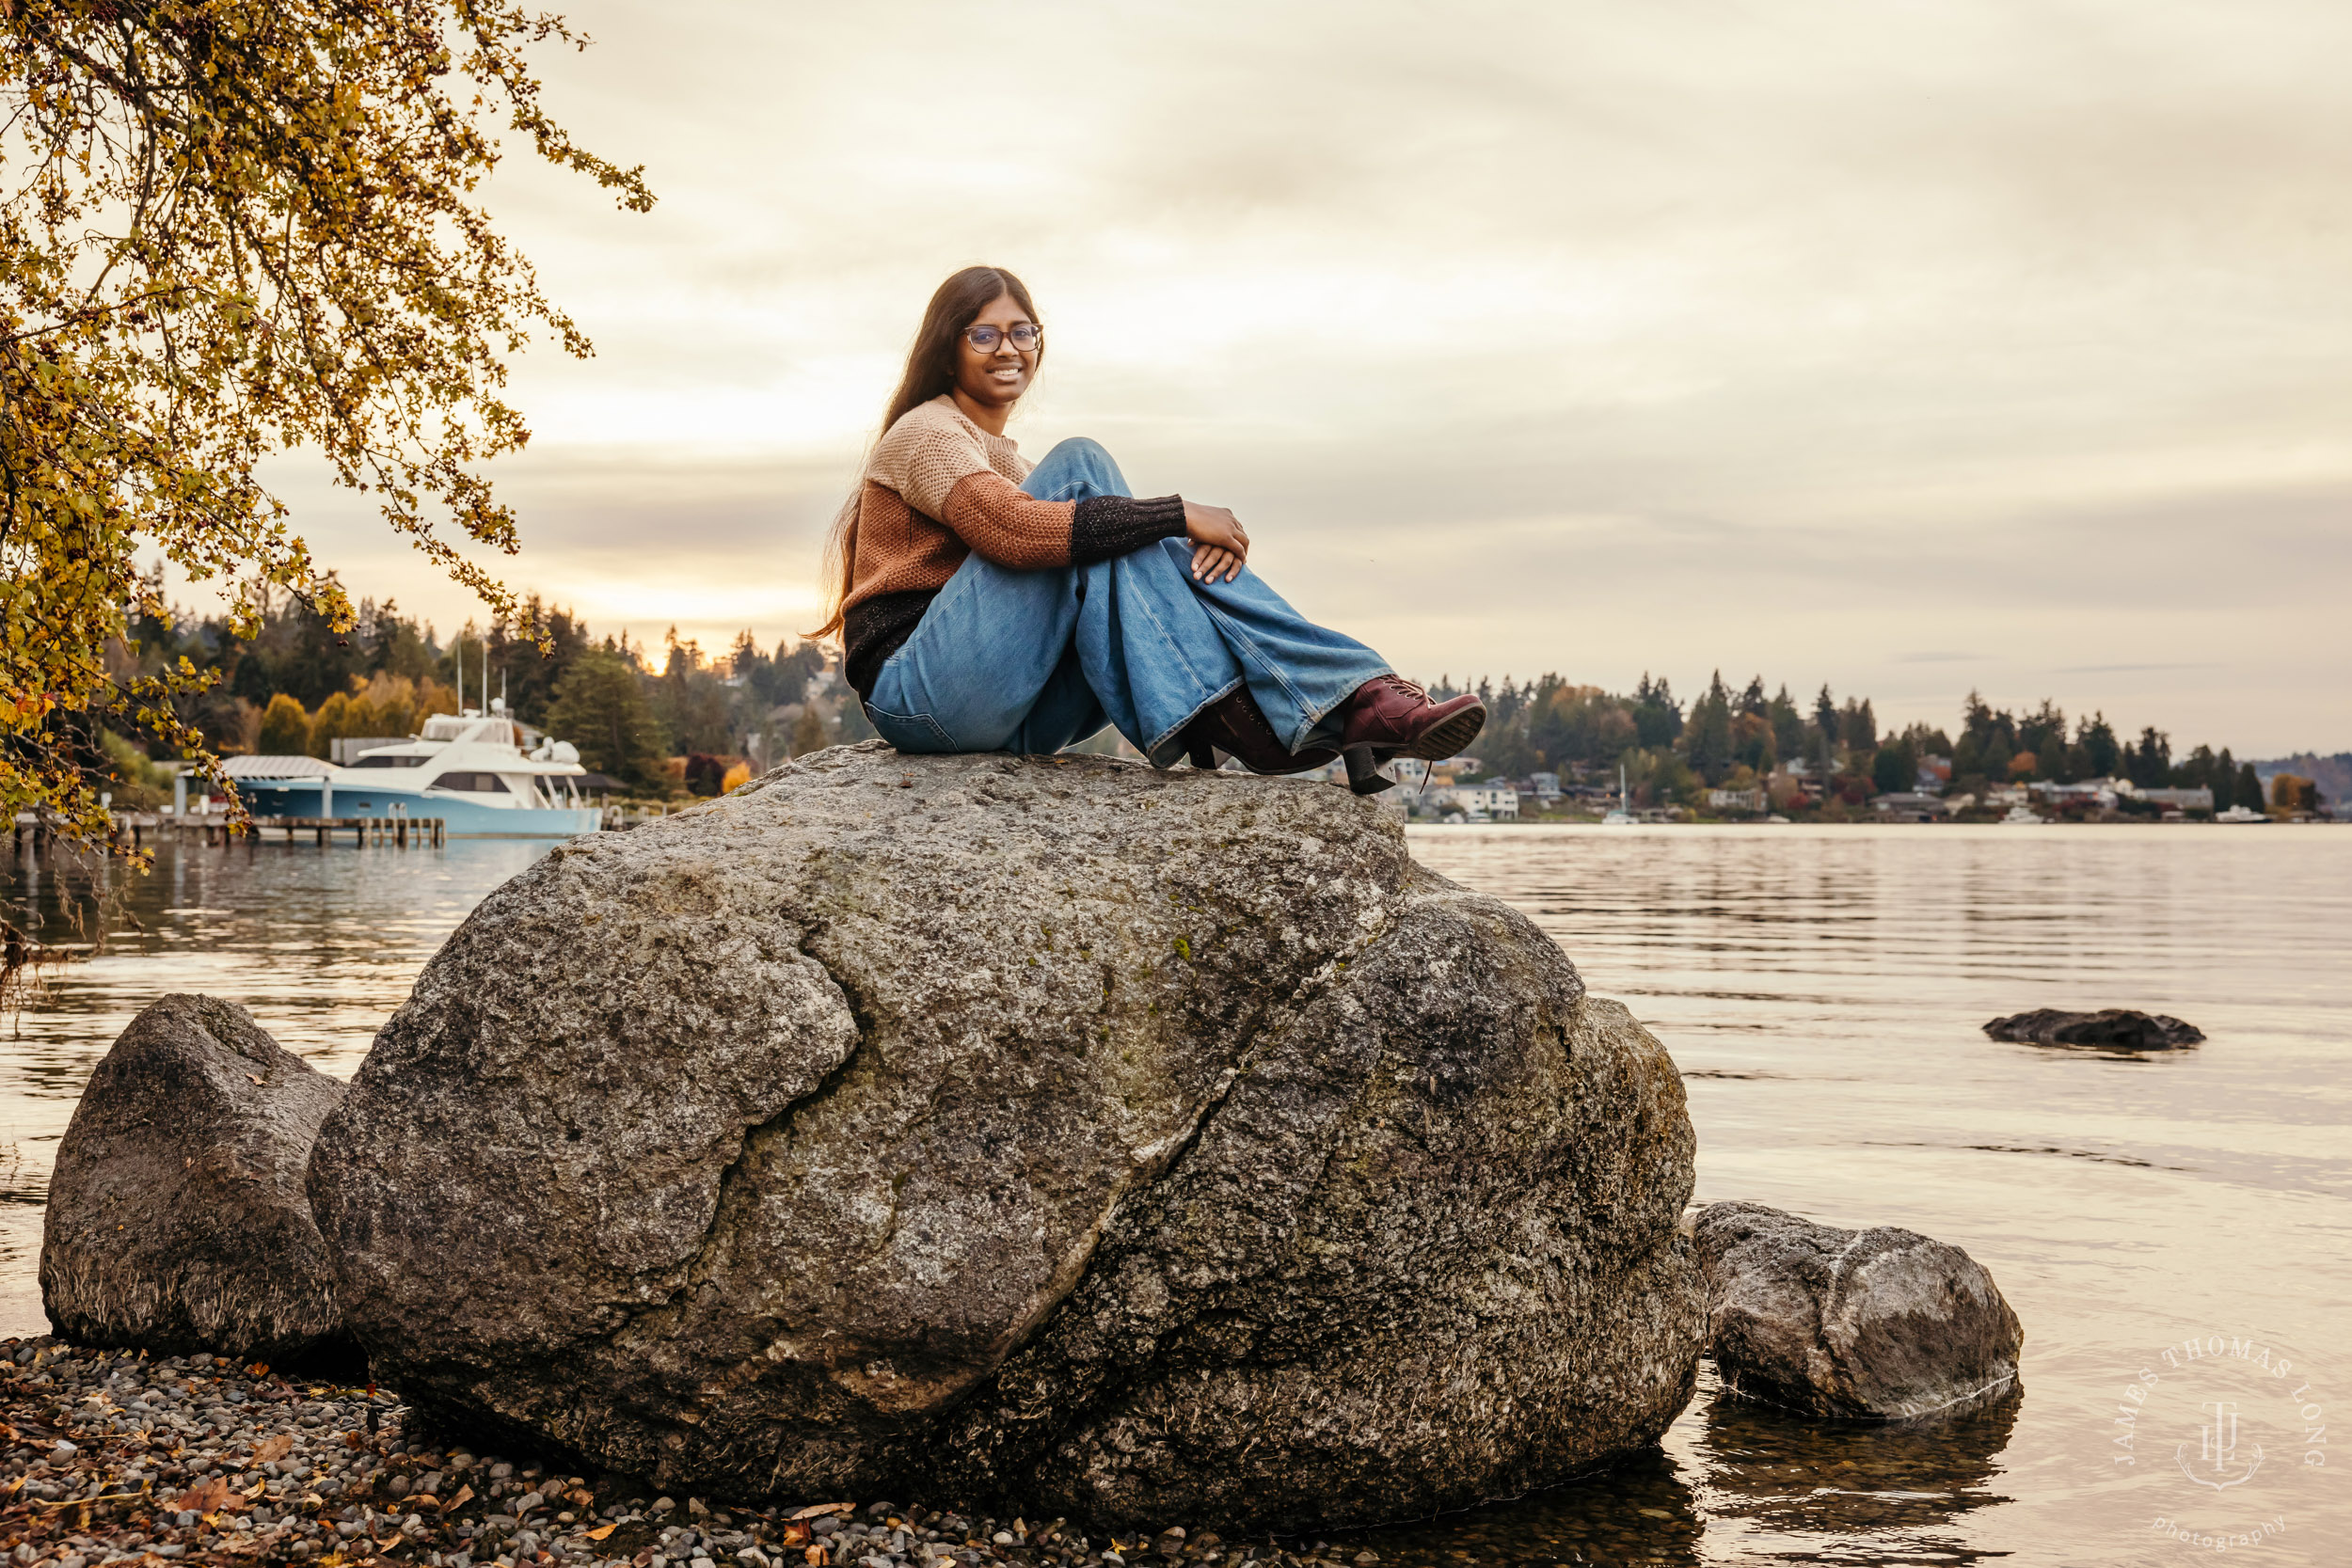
[1686,672,1735,786]
[652,628,736,756]
[2125,727,2172,788]
[2237,762,2264,811]
[2078,713,2122,778]
[1837,697,1877,753]
[1872,737,1916,795]
[1769,685,1805,762]
[488,597,590,724]
[547,650,668,793]
[1634,674,1683,748]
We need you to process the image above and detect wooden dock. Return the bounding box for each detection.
[13,813,446,851]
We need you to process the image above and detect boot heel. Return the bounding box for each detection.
[1343,746,1395,796]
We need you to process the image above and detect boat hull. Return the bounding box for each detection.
[232,781,602,838]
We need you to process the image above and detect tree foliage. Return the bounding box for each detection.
[545,648,663,793]
[1,0,652,849]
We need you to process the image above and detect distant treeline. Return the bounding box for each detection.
[89,590,2316,816]
[1426,671,2280,813]
[98,586,869,801]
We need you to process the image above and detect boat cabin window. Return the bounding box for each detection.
[429,771,511,794]
[419,716,516,746]
[349,754,423,768]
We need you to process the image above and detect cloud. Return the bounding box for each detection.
[243,0,2352,756]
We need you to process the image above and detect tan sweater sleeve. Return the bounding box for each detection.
[939,472,1078,569]
[942,472,1193,569]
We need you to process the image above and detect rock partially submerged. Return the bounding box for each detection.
[1982,1007,2203,1050]
[1692,1201,2021,1420]
[41,994,354,1366]
[308,743,1704,1531]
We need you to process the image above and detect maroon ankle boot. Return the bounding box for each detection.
[1340,675,1487,762]
[1180,689,1339,776]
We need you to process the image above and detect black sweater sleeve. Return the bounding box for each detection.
[1069,493,1188,565]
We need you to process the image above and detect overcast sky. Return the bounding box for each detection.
[270,0,2352,756]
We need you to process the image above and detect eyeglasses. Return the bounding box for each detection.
[962,324,1042,354]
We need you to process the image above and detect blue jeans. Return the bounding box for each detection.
[864,438,1391,766]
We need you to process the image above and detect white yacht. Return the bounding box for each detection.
[2215,805,2268,824]
[1999,804,2046,825]
[221,701,605,837]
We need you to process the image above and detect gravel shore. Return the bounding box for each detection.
[0,1338,1383,1568]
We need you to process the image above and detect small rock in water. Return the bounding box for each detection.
[1981,1007,2202,1050]
[1694,1201,2022,1419]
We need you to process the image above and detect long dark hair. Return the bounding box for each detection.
[810,265,1041,641]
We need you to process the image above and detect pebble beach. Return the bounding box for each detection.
[0,1338,1368,1568]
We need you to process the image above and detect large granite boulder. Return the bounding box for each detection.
[1693,1202,2022,1420]
[41,994,353,1366]
[307,744,1703,1530]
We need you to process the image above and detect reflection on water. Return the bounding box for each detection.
[1693,1373,2021,1559]
[1336,1434,1707,1567]
[6,822,2350,1567]
[1334,1369,2021,1567]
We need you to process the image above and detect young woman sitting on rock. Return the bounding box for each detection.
[810,265,1485,794]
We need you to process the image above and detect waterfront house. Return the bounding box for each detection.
[1434,784,1520,819]
[1871,792,1953,821]
[2030,779,2121,810]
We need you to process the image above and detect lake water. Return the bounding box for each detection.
[4,822,2346,1567]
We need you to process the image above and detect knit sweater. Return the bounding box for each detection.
[836,396,1188,698]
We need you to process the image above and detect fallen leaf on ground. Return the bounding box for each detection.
[439,1483,473,1513]
[241,1479,267,1499]
[253,1433,294,1463]
[247,1074,264,1085]
[584,1523,618,1542]
[170,1475,231,1513]
[789,1503,853,1521]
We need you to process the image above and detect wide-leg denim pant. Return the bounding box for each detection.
[863,438,1391,766]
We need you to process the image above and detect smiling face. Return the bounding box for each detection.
[951,293,1040,417]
